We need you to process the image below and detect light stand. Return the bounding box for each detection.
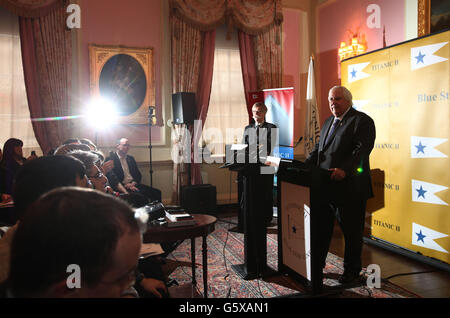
[148,106,156,187]
[186,123,191,186]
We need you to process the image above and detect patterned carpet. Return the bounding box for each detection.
[165,217,420,298]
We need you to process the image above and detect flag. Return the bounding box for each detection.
[412,223,448,253]
[347,62,371,83]
[411,179,448,206]
[411,41,448,70]
[304,56,320,155]
[411,136,448,158]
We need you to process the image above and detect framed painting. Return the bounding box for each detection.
[418,0,450,36]
[89,44,155,125]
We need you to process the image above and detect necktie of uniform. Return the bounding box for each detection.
[325,118,340,144]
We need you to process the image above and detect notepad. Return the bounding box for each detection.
[165,211,196,227]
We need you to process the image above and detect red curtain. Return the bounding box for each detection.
[238,30,258,123]
[190,30,216,185]
[19,7,72,155]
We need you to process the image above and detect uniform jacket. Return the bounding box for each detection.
[242,121,278,160]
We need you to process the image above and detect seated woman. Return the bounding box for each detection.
[0,138,27,195]
[66,150,109,193]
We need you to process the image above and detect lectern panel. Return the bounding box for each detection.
[280,181,311,281]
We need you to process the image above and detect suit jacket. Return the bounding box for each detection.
[305,107,376,202]
[242,121,278,160]
[107,152,142,185]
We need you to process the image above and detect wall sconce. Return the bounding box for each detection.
[338,33,367,61]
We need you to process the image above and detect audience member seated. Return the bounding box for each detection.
[55,138,125,193]
[79,138,97,151]
[107,138,161,202]
[65,150,170,296]
[66,150,108,192]
[0,138,27,195]
[1,155,168,298]
[0,155,89,292]
[13,155,89,221]
[91,149,126,195]
[53,143,91,156]
[8,187,151,298]
[62,138,81,145]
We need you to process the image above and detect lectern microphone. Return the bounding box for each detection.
[294,136,303,148]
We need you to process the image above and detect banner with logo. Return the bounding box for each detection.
[341,31,449,264]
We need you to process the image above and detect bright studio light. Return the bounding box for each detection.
[85,97,119,130]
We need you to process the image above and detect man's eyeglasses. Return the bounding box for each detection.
[88,171,104,179]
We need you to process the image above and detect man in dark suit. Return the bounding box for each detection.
[240,102,278,226]
[305,86,376,285]
[107,138,161,202]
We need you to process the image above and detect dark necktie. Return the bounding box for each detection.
[325,118,340,144]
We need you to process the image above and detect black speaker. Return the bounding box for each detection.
[172,92,196,125]
[181,184,217,216]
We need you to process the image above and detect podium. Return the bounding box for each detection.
[276,159,331,295]
[222,162,275,280]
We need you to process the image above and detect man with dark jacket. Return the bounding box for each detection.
[240,102,278,226]
[305,85,376,285]
[107,138,161,202]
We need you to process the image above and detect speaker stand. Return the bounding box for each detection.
[148,106,155,187]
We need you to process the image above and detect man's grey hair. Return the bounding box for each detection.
[330,85,353,105]
[116,137,128,146]
[252,102,267,112]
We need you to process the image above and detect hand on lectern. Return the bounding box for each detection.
[329,168,346,181]
[264,156,281,167]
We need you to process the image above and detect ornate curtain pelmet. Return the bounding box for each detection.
[0,0,66,18]
[170,0,283,35]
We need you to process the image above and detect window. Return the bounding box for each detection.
[202,26,248,158]
[0,9,40,154]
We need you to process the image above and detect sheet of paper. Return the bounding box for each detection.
[140,243,165,257]
[230,144,248,151]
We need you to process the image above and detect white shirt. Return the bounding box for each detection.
[255,120,265,128]
[336,106,352,121]
[117,151,134,184]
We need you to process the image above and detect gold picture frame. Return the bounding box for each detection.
[418,0,450,37]
[418,0,430,37]
[89,44,155,125]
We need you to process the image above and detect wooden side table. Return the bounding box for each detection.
[143,214,217,298]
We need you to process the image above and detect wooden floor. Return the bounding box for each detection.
[329,223,450,298]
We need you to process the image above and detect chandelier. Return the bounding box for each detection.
[338,33,367,61]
